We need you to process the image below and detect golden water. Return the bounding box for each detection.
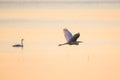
[0,2,120,80]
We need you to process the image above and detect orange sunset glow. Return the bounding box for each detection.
[0,0,120,80]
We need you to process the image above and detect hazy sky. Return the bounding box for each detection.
[0,0,119,1]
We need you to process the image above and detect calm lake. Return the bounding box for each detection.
[0,1,120,80]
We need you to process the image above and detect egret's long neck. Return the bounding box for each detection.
[58,43,67,46]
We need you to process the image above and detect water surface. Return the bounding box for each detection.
[0,1,120,80]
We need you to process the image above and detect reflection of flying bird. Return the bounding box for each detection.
[12,39,24,47]
[58,28,82,46]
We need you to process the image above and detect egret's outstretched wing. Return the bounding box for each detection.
[63,28,72,42]
[69,33,80,42]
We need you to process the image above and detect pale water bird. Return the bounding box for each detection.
[58,28,82,46]
[12,39,24,47]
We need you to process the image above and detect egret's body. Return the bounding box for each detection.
[59,28,82,46]
[13,39,24,47]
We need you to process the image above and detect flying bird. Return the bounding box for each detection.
[58,28,82,46]
[12,39,24,47]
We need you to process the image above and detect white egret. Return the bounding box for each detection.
[58,28,82,46]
